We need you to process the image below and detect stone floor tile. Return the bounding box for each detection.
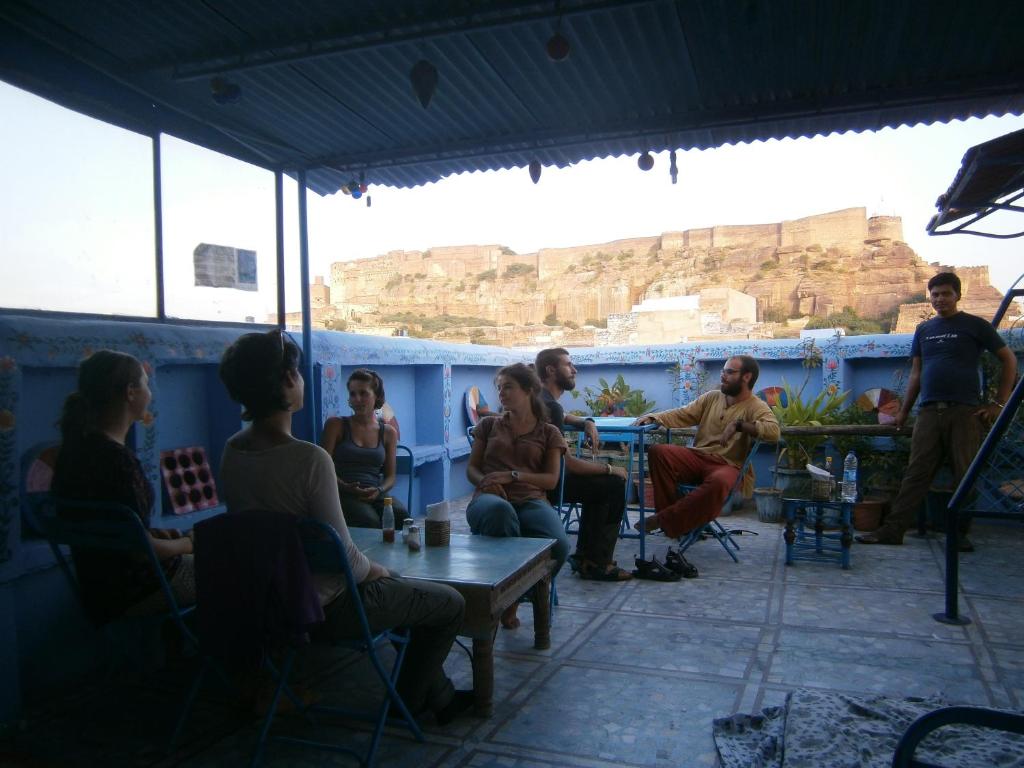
[571,614,761,679]
[968,596,1024,645]
[488,665,739,767]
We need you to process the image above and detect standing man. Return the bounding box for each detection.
[856,272,1017,551]
[535,348,632,581]
[634,355,779,538]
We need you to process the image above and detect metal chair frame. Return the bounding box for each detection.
[892,705,1024,767]
[23,496,202,748]
[248,517,423,768]
[674,439,762,562]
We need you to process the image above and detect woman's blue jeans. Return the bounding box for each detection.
[466,493,569,575]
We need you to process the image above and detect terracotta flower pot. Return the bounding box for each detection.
[853,498,886,531]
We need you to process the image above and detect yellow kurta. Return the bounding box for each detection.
[650,390,780,496]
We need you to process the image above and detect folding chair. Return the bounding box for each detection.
[245,517,423,768]
[675,439,762,563]
[23,496,201,748]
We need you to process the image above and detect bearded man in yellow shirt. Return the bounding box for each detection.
[635,355,780,538]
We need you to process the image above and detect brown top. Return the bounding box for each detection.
[651,390,780,495]
[472,414,567,503]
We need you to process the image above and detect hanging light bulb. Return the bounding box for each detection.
[637,152,654,171]
[546,31,570,61]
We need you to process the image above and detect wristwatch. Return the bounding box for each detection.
[511,470,520,481]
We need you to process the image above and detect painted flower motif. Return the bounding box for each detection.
[324,367,336,379]
[0,356,15,372]
[684,381,692,390]
[0,409,15,430]
[195,347,206,358]
[142,411,155,426]
[827,384,838,395]
[826,359,838,370]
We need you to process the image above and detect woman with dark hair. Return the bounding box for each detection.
[218,330,472,724]
[52,350,195,624]
[466,363,569,629]
[320,368,407,528]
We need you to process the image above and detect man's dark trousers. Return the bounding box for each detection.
[880,403,982,539]
[561,472,626,566]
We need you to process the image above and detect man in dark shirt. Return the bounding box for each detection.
[857,272,1017,551]
[535,348,632,580]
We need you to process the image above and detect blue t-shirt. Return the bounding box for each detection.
[911,311,1005,406]
[541,389,566,431]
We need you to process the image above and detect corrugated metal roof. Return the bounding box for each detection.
[2,0,1023,195]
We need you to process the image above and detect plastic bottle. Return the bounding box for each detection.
[382,497,395,543]
[841,452,858,503]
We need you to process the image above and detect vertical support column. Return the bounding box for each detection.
[821,332,844,397]
[441,363,453,500]
[275,171,286,328]
[296,171,316,442]
[0,357,22,720]
[152,134,166,321]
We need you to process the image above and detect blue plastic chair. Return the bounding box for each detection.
[675,439,762,562]
[23,496,201,748]
[247,517,424,768]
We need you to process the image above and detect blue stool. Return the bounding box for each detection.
[783,498,853,569]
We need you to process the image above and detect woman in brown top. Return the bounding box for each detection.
[466,363,568,628]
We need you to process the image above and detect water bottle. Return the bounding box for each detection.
[841,452,858,503]
[381,497,395,543]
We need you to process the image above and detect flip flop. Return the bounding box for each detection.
[631,556,682,582]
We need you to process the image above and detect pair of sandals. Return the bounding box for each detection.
[632,547,699,581]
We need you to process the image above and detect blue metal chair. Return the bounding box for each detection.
[23,496,201,748]
[247,517,423,768]
[675,439,762,563]
[395,443,414,514]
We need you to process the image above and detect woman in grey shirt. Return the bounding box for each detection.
[218,330,473,724]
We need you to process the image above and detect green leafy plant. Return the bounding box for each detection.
[770,379,849,468]
[583,375,656,417]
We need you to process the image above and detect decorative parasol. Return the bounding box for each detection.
[758,386,788,407]
[465,386,490,425]
[856,387,901,425]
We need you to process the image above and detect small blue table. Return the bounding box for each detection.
[782,498,854,569]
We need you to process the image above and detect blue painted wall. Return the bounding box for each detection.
[2,312,1021,722]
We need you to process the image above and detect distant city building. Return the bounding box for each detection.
[601,288,760,345]
[193,243,258,291]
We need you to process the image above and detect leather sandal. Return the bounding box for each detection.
[578,561,633,581]
[665,549,699,579]
[631,556,681,582]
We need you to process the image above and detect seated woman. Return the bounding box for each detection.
[320,369,407,528]
[217,330,472,724]
[52,350,195,624]
[466,363,569,629]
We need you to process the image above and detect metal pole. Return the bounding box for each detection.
[275,171,285,328]
[297,171,316,442]
[934,373,1024,625]
[152,134,165,320]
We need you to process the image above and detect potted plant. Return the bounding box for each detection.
[582,375,655,417]
[769,378,849,497]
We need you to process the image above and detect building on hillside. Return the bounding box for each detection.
[599,288,760,345]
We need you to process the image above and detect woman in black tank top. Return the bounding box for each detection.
[320,369,407,528]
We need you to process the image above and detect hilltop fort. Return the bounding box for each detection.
[295,207,1006,345]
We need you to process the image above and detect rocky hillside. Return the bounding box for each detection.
[319,207,1002,338]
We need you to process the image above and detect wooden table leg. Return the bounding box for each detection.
[471,633,494,717]
[532,577,551,650]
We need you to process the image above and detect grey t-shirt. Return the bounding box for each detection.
[911,311,1005,406]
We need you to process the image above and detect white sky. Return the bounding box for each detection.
[2,80,1023,323]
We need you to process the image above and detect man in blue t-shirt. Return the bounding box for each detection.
[535,348,632,581]
[856,272,1017,551]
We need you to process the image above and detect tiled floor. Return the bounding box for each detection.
[5,498,1023,767]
